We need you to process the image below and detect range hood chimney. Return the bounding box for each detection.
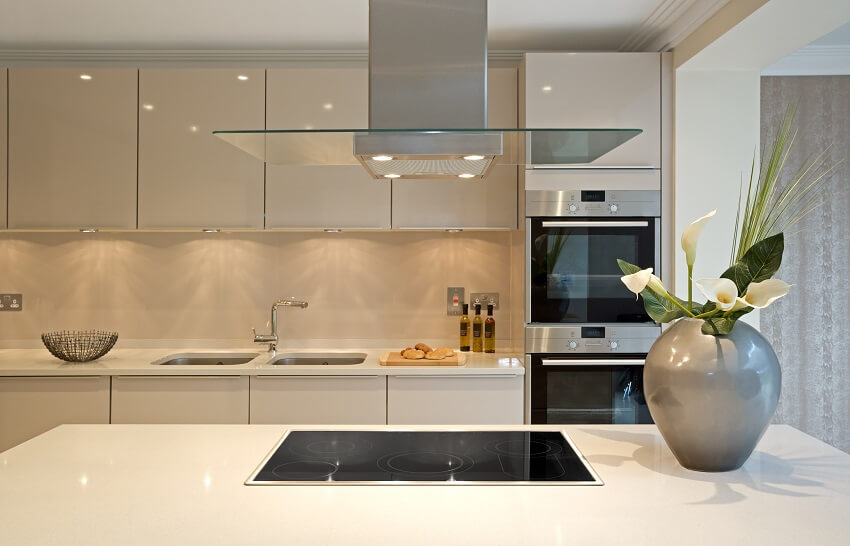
[354,0,501,180]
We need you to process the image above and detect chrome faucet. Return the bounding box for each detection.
[253,298,308,353]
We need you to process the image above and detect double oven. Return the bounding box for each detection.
[525,187,661,424]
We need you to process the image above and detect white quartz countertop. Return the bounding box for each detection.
[0,347,523,376]
[1,424,848,545]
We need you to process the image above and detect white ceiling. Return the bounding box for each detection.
[0,0,728,52]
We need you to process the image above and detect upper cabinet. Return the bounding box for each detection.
[8,68,137,229]
[391,67,518,230]
[0,69,6,229]
[265,67,391,229]
[138,69,265,229]
[523,53,661,170]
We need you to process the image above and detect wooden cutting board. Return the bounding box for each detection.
[380,352,465,366]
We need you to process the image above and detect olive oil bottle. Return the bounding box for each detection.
[472,303,483,352]
[459,303,471,352]
[484,304,496,353]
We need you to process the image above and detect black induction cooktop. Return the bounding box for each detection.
[246,430,602,485]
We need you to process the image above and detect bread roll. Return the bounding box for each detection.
[402,349,425,360]
[414,343,433,353]
[425,351,445,360]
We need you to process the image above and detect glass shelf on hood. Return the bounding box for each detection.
[213,128,642,178]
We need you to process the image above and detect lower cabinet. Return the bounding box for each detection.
[250,375,387,424]
[111,376,249,424]
[387,374,524,425]
[0,376,110,452]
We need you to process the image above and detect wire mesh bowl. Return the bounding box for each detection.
[41,330,119,363]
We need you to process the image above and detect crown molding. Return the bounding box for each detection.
[0,48,524,66]
[621,0,731,52]
[761,45,850,76]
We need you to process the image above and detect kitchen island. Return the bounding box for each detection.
[1,424,848,545]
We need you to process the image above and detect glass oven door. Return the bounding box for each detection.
[530,355,653,425]
[528,218,658,323]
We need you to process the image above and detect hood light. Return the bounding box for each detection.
[463,155,484,161]
[324,228,342,233]
[458,173,475,179]
[80,228,98,233]
[446,229,463,233]
[384,174,401,179]
[202,229,221,233]
[372,155,393,161]
[237,75,249,81]
[79,74,92,81]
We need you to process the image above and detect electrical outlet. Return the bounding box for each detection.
[0,294,23,312]
[446,287,465,316]
[470,292,499,311]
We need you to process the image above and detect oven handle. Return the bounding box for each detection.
[541,221,649,228]
[541,358,646,366]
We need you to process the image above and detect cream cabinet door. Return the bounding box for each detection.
[250,375,386,424]
[265,67,391,229]
[138,69,265,229]
[8,68,137,229]
[0,376,110,452]
[387,374,523,425]
[0,68,6,229]
[391,67,518,230]
[523,52,661,169]
[111,376,249,424]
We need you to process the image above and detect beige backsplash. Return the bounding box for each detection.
[0,231,518,349]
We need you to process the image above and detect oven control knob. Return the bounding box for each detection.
[568,204,578,213]
[568,340,578,350]
[609,204,619,213]
[609,340,619,349]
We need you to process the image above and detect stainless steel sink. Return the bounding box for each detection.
[154,352,259,366]
[269,352,367,366]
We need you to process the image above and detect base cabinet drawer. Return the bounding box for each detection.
[0,376,110,452]
[250,376,386,424]
[111,376,249,424]
[387,375,524,425]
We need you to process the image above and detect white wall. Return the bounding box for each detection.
[674,70,761,325]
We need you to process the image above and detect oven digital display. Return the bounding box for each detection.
[580,190,605,202]
[581,326,606,338]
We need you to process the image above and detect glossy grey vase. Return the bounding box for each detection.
[644,318,781,472]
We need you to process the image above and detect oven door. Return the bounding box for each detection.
[527,217,659,324]
[529,355,653,425]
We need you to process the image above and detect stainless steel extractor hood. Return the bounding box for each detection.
[213,0,644,179]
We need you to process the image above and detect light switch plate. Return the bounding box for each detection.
[0,294,23,311]
[470,292,499,311]
[446,287,465,316]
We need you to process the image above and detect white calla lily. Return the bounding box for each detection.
[736,279,791,309]
[621,268,653,299]
[696,277,738,311]
[681,210,717,266]
[647,274,668,297]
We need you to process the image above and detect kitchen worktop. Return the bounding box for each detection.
[1,424,847,545]
[0,347,523,376]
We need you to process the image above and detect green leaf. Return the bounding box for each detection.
[616,260,694,322]
[721,233,784,294]
[701,309,752,335]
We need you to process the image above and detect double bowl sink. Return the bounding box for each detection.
[154,352,367,366]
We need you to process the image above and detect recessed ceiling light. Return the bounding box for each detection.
[323,103,333,110]
[237,75,249,81]
[324,228,342,233]
[463,155,484,161]
[458,173,476,179]
[202,228,221,233]
[372,155,393,161]
[304,124,313,130]
[189,125,199,132]
[384,174,401,179]
[79,74,92,81]
[80,228,98,233]
[542,85,553,93]
[142,104,154,111]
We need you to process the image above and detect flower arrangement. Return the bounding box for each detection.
[617,104,840,336]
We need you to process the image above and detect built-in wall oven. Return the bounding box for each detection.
[525,189,661,424]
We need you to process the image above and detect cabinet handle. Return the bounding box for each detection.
[531,165,658,170]
[541,221,649,228]
[541,359,645,366]
[390,374,518,379]
[117,375,246,380]
[253,375,380,379]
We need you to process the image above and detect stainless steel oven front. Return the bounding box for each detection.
[526,189,661,324]
[526,325,658,425]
